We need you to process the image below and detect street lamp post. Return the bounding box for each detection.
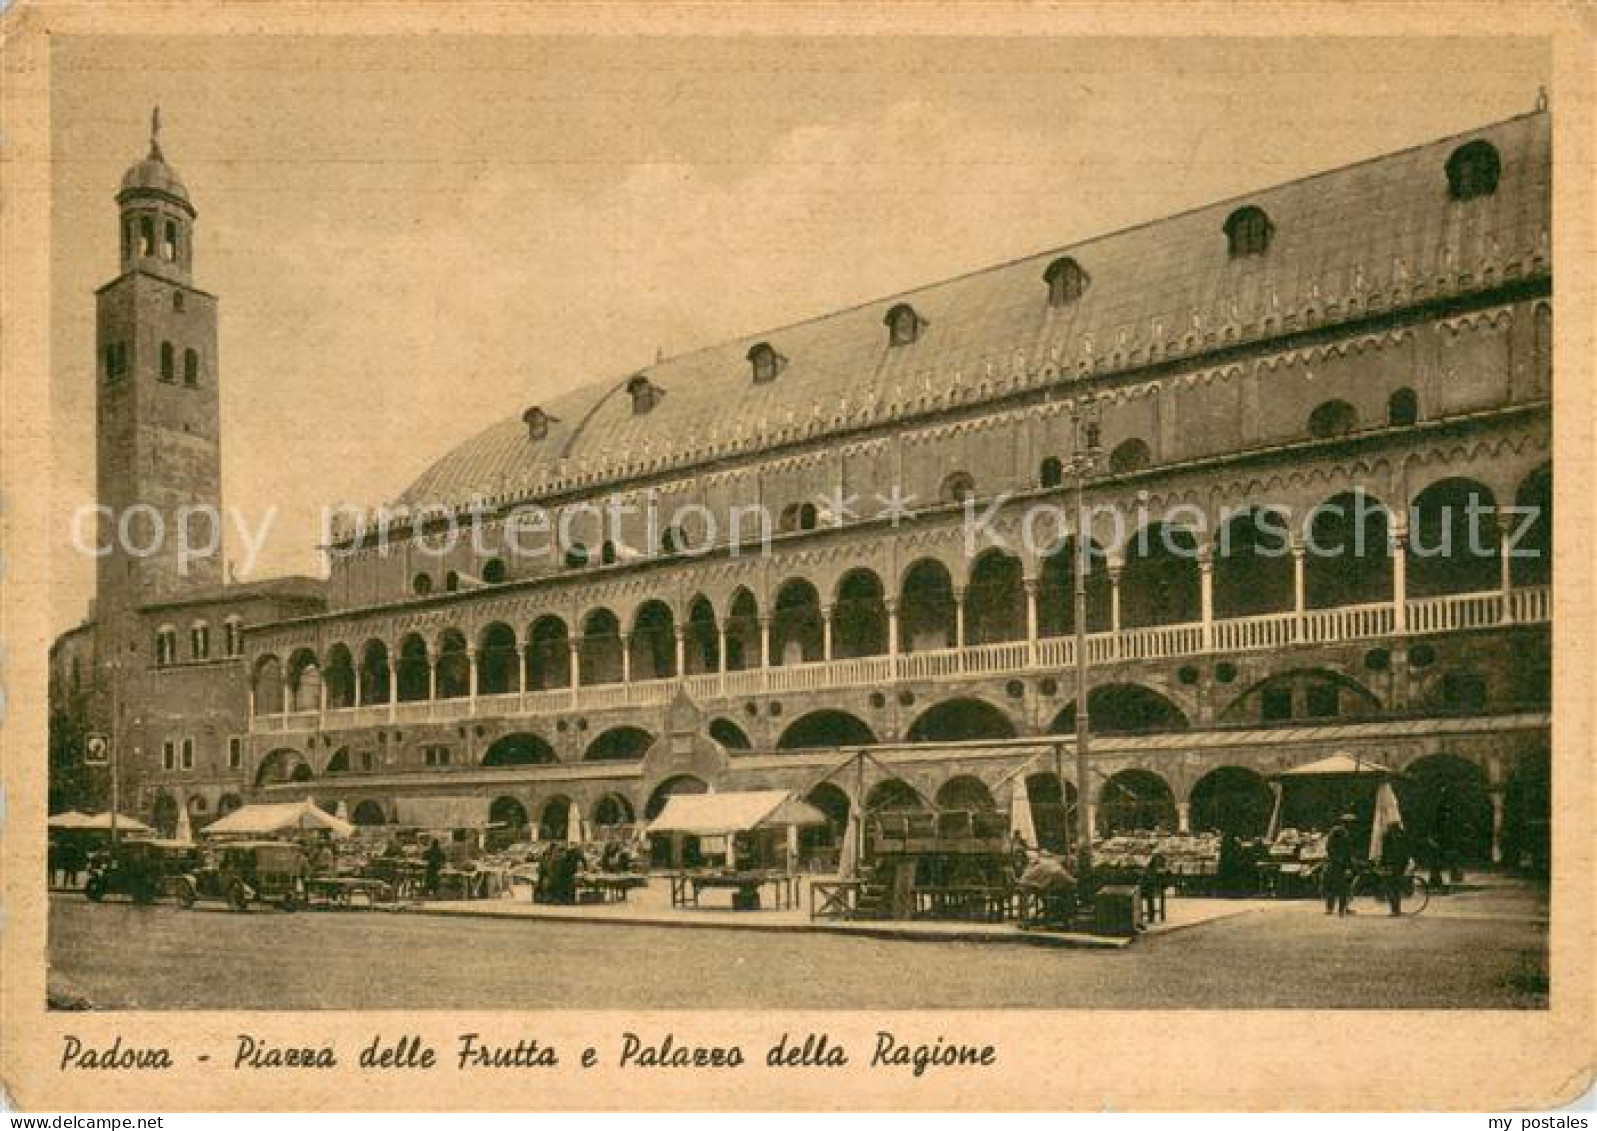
[1067,396,1103,887]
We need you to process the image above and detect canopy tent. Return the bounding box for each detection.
[1008,776,1038,849]
[47,810,152,833]
[203,799,355,838]
[1275,753,1398,778]
[646,790,826,837]
[1268,753,1405,854]
[392,795,490,830]
[174,803,194,844]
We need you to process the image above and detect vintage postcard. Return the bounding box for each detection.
[2,0,1592,1113]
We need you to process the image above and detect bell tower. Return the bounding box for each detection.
[95,108,223,621]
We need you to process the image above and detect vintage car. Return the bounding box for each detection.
[83,839,202,904]
[172,841,308,911]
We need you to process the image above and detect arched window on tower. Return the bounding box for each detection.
[1039,457,1064,489]
[155,626,177,667]
[1108,438,1151,475]
[1223,206,1274,258]
[1387,387,1419,427]
[139,216,155,257]
[884,303,925,347]
[163,220,178,261]
[1308,400,1358,439]
[1446,140,1501,202]
[159,342,175,382]
[183,349,199,387]
[1043,257,1089,307]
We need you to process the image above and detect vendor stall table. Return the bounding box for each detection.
[577,873,649,904]
[670,871,801,911]
[304,876,393,909]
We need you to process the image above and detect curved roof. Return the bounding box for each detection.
[395,111,1550,512]
[118,137,193,214]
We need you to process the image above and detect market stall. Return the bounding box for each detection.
[202,799,356,839]
[648,790,826,911]
[1261,754,1406,897]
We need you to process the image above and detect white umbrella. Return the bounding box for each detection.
[566,797,585,844]
[334,800,350,823]
[837,812,859,880]
[1009,776,1038,849]
[174,802,194,844]
[1368,781,1404,859]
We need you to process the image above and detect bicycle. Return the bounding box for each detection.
[1350,864,1433,915]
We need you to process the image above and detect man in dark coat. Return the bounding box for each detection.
[423,837,446,896]
[1379,820,1412,916]
[1322,813,1356,917]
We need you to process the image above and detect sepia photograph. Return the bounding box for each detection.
[4,1,1593,1114]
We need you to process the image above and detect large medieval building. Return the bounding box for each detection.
[53,110,1553,867]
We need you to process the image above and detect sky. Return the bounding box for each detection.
[47,34,1550,633]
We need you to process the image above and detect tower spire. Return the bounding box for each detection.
[149,105,163,160]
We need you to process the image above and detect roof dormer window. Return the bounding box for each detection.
[1223,205,1273,258]
[1043,257,1090,307]
[747,342,787,384]
[884,303,926,347]
[1446,140,1501,202]
[523,405,557,441]
[626,374,663,415]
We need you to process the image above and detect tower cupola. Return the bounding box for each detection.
[115,107,195,283]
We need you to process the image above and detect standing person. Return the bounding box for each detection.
[61,837,86,890]
[423,837,445,896]
[1379,820,1412,916]
[1322,813,1356,917]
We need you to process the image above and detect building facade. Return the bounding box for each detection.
[57,112,1553,866]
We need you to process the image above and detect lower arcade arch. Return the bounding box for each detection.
[905,698,1017,743]
[481,732,559,767]
[776,709,877,751]
[1097,769,1178,836]
[1395,753,1494,864]
[1050,684,1189,735]
[1188,766,1275,839]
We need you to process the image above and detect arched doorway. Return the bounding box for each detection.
[772,579,823,665]
[1037,537,1111,637]
[151,792,179,839]
[1305,491,1393,608]
[1213,508,1295,618]
[724,589,760,671]
[1407,478,1499,597]
[629,600,677,681]
[1121,522,1201,628]
[906,698,1017,743]
[351,800,387,827]
[592,792,636,832]
[254,748,312,787]
[396,634,430,701]
[801,782,852,868]
[1098,769,1178,835]
[644,774,709,820]
[489,796,529,835]
[964,550,1025,644]
[482,732,558,767]
[834,569,888,657]
[477,623,519,695]
[1023,772,1077,853]
[359,640,391,705]
[579,608,623,685]
[323,644,356,709]
[776,710,877,751]
[865,778,926,813]
[899,559,956,652]
[1397,754,1493,865]
[1189,766,1275,838]
[684,595,720,674]
[708,718,751,750]
[435,630,470,699]
[1511,465,1552,587]
[252,655,285,714]
[287,648,321,713]
[526,616,571,690]
[585,726,654,762]
[1051,685,1189,735]
[935,775,996,811]
[539,795,575,842]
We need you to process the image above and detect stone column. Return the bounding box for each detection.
[353,662,363,709]
[885,598,901,681]
[517,645,527,696]
[759,615,772,670]
[1391,522,1408,634]
[281,675,292,717]
[1198,551,1215,652]
[1497,506,1516,623]
[1107,563,1123,661]
[1291,541,1307,643]
[568,639,581,708]
[248,685,257,727]
[1176,802,1191,834]
[620,633,632,684]
[466,647,478,714]
[387,662,398,723]
[674,625,686,680]
[822,604,834,663]
[1023,577,1040,665]
[953,587,967,650]
[1491,789,1506,864]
